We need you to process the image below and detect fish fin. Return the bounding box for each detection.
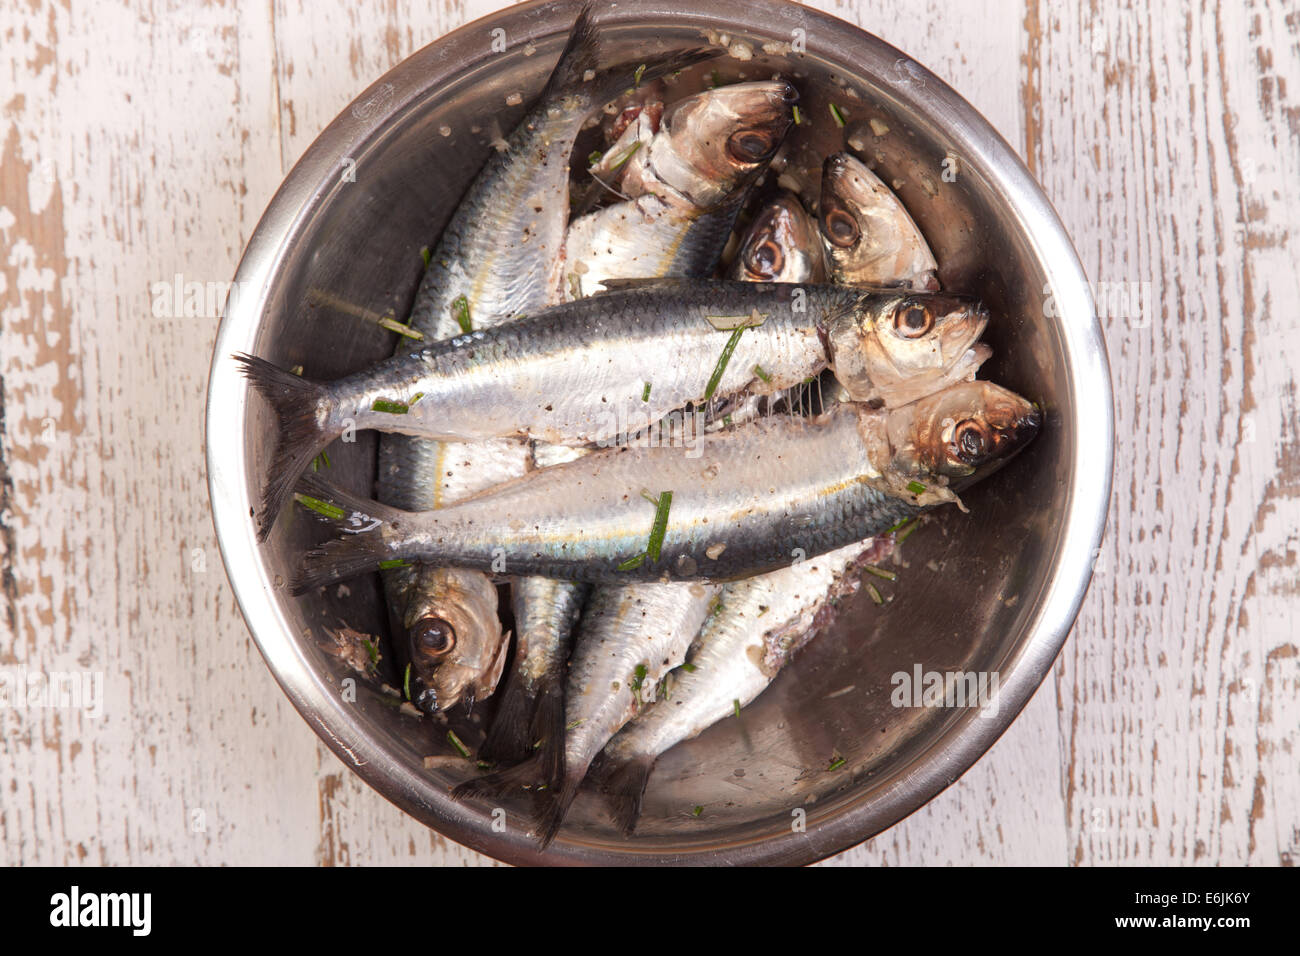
[290,473,412,593]
[541,3,714,115]
[294,538,396,594]
[537,3,601,103]
[450,752,544,801]
[477,680,538,767]
[233,353,336,540]
[535,774,582,851]
[527,677,567,798]
[294,471,412,528]
[598,754,655,836]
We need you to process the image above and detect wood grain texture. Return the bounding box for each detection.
[0,0,1294,866]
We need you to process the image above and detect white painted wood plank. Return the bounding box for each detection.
[1027,0,1300,865]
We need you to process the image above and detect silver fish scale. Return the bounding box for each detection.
[510,576,587,692]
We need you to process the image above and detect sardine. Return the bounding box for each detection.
[290,381,1041,589]
[237,281,989,528]
[819,151,939,290]
[564,81,797,299]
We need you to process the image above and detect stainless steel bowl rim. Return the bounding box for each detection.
[206,0,1113,866]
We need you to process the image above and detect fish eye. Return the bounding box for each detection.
[727,129,777,163]
[953,419,989,463]
[746,238,784,278]
[822,208,859,247]
[894,302,934,338]
[411,617,456,658]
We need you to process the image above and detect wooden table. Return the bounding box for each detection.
[2,0,1296,866]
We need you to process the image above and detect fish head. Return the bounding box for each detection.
[887,381,1041,484]
[632,80,797,207]
[403,568,508,715]
[818,152,939,289]
[731,193,828,283]
[830,291,990,406]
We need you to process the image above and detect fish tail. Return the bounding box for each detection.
[538,2,601,102]
[536,774,582,851]
[233,353,336,540]
[450,752,544,802]
[477,681,539,767]
[598,754,656,836]
[527,678,567,796]
[290,473,410,593]
[543,2,713,111]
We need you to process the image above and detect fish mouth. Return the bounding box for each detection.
[414,685,440,716]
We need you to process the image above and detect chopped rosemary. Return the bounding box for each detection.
[618,553,647,571]
[608,140,642,172]
[587,149,604,166]
[408,392,425,407]
[378,558,410,570]
[362,638,379,665]
[791,104,802,126]
[710,68,721,88]
[896,520,919,544]
[866,581,884,605]
[884,516,912,534]
[705,326,746,400]
[829,102,847,127]
[828,754,846,771]
[372,398,409,414]
[642,381,652,402]
[753,364,772,383]
[451,294,472,334]
[633,63,646,88]
[862,565,897,582]
[733,698,741,718]
[403,663,412,701]
[680,662,697,673]
[646,491,673,562]
[565,718,585,731]
[420,246,431,269]
[692,805,704,817]
[379,314,424,340]
[447,730,471,759]
[906,480,927,495]
[631,663,647,694]
[294,493,345,521]
[289,364,304,376]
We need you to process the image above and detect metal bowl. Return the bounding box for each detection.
[206,0,1112,865]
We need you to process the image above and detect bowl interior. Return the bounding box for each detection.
[216,1,1101,864]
